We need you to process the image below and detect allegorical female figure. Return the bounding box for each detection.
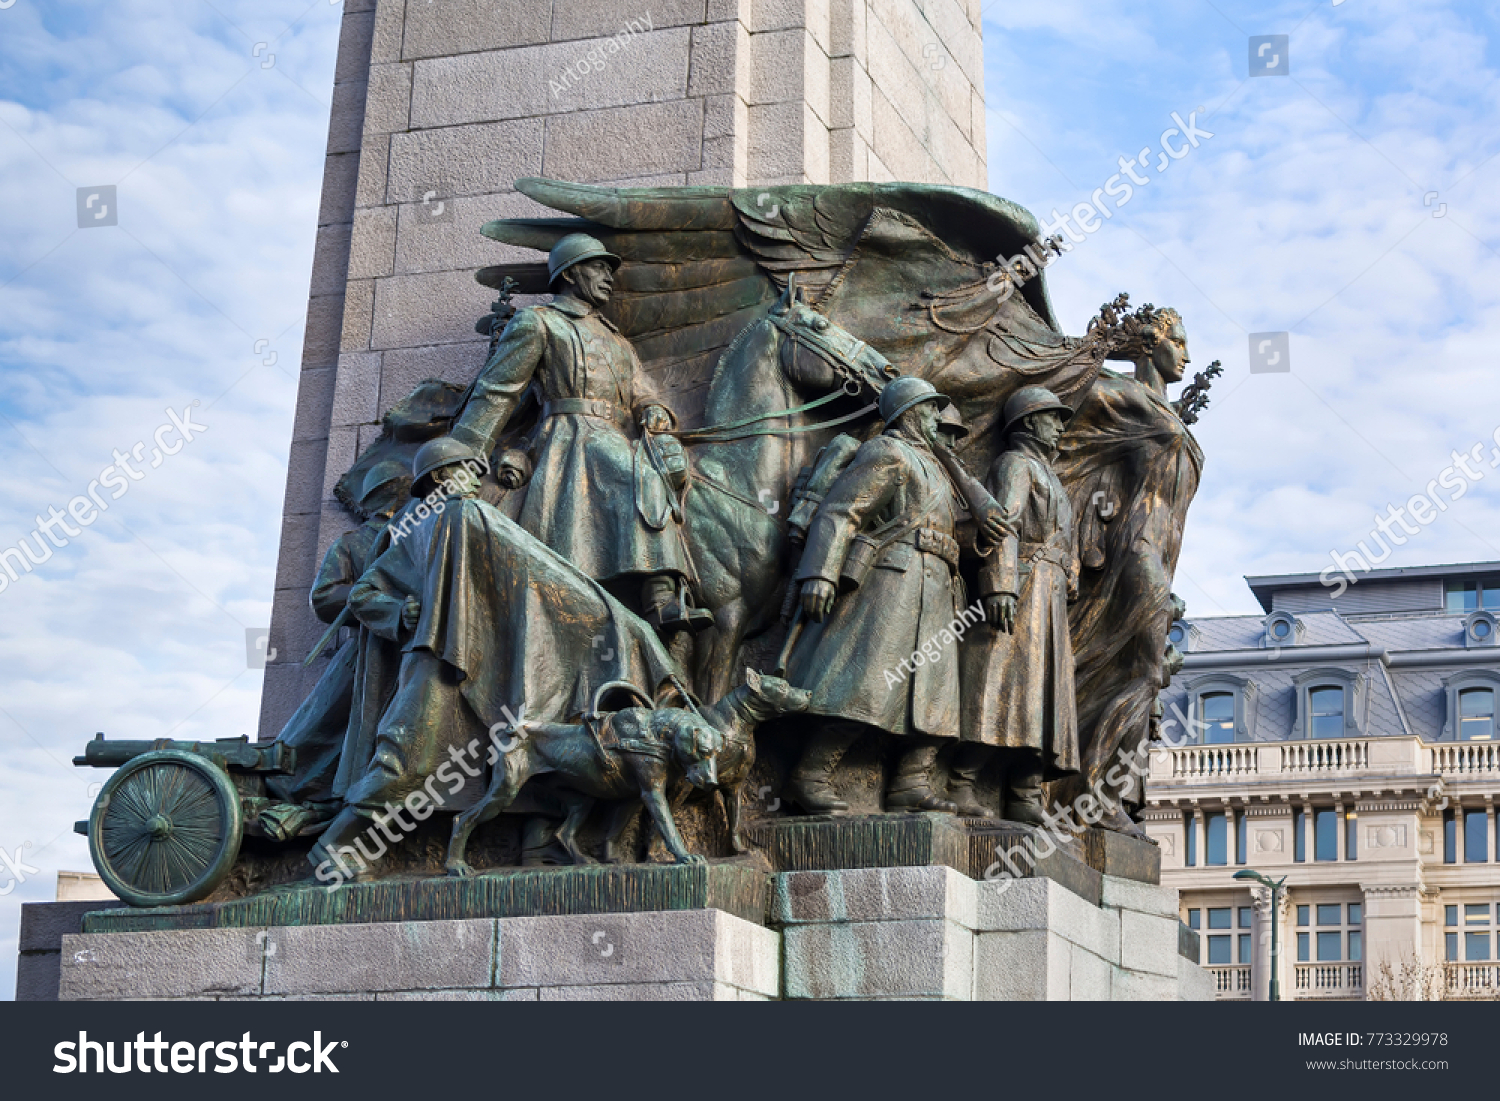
[1051,304,1204,834]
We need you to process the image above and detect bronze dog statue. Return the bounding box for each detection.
[606,669,811,861]
[444,699,723,876]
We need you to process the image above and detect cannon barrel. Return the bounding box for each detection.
[73,733,294,773]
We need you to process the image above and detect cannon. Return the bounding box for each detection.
[74,734,296,908]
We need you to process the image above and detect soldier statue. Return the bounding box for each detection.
[955,386,1081,824]
[310,437,490,873]
[784,377,1005,814]
[261,460,410,829]
[448,232,711,636]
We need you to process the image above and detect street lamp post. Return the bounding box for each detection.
[1234,869,1288,1002]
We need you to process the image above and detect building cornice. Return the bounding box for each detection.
[1179,645,1500,672]
[1360,883,1424,897]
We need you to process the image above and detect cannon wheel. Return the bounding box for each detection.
[89,749,243,907]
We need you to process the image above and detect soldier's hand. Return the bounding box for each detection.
[498,467,525,490]
[401,596,421,630]
[640,405,672,433]
[977,505,1008,548]
[985,594,1017,633]
[801,579,837,621]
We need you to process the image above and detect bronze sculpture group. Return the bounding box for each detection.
[82,178,1219,902]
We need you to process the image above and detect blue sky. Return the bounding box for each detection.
[0,0,1498,997]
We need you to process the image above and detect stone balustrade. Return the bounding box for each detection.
[1294,962,1363,998]
[1152,734,1500,787]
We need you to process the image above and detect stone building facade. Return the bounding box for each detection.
[258,0,988,740]
[1143,561,1500,1000]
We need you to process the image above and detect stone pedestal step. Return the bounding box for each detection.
[81,861,771,935]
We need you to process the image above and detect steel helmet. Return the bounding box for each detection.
[359,459,411,505]
[548,233,621,289]
[410,437,484,497]
[936,403,968,439]
[878,376,950,425]
[1001,386,1072,436]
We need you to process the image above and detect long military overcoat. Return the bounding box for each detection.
[787,432,967,739]
[265,515,388,806]
[449,297,692,585]
[960,432,1080,776]
[341,492,680,813]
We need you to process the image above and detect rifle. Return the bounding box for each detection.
[302,605,353,668]
[933,442,1003,550]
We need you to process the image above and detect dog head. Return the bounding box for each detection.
[652,709,725,791]
[743,667,812,718]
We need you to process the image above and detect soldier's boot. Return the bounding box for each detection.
[307,807,379,882]
[642,574,715,636]
[1004,755,1047,826]
[788,727,861,813]
[947,743,991,818]
[886,740,958,814]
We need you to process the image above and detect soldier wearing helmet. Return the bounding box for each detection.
[313,437,494,864]
[308,459,413,624]
[953,385,1081,823]
[259,458,413,825]
[783,377,1006,814]
[448,232,709,636]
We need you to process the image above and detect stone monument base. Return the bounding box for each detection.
[39,865,1209,1002]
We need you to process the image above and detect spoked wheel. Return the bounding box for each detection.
[89,749,243,907]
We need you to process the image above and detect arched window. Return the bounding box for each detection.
[1201,692,1236,744]
[1459,688,1495,742]
[1309,687,1345,739]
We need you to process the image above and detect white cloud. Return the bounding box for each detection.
[3,0,1498,1000]
[984,0,1500,619]
[0,0,340,999]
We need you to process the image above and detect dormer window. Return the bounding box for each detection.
[1167,619,1198,653]
[1308,687,1345,739]
[1441,671,1500,741]
[1181,674,1257,744]
[1201,692,1235,743]
[1459,688,1495,742]
[1263,612,1302,648]
[1446,574,1500,612]
[1291,668,1365,739]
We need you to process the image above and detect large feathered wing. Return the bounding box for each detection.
[476,177,1066,427]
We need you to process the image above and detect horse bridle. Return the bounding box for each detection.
[675,309,895,445]
[656,304,901,528]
